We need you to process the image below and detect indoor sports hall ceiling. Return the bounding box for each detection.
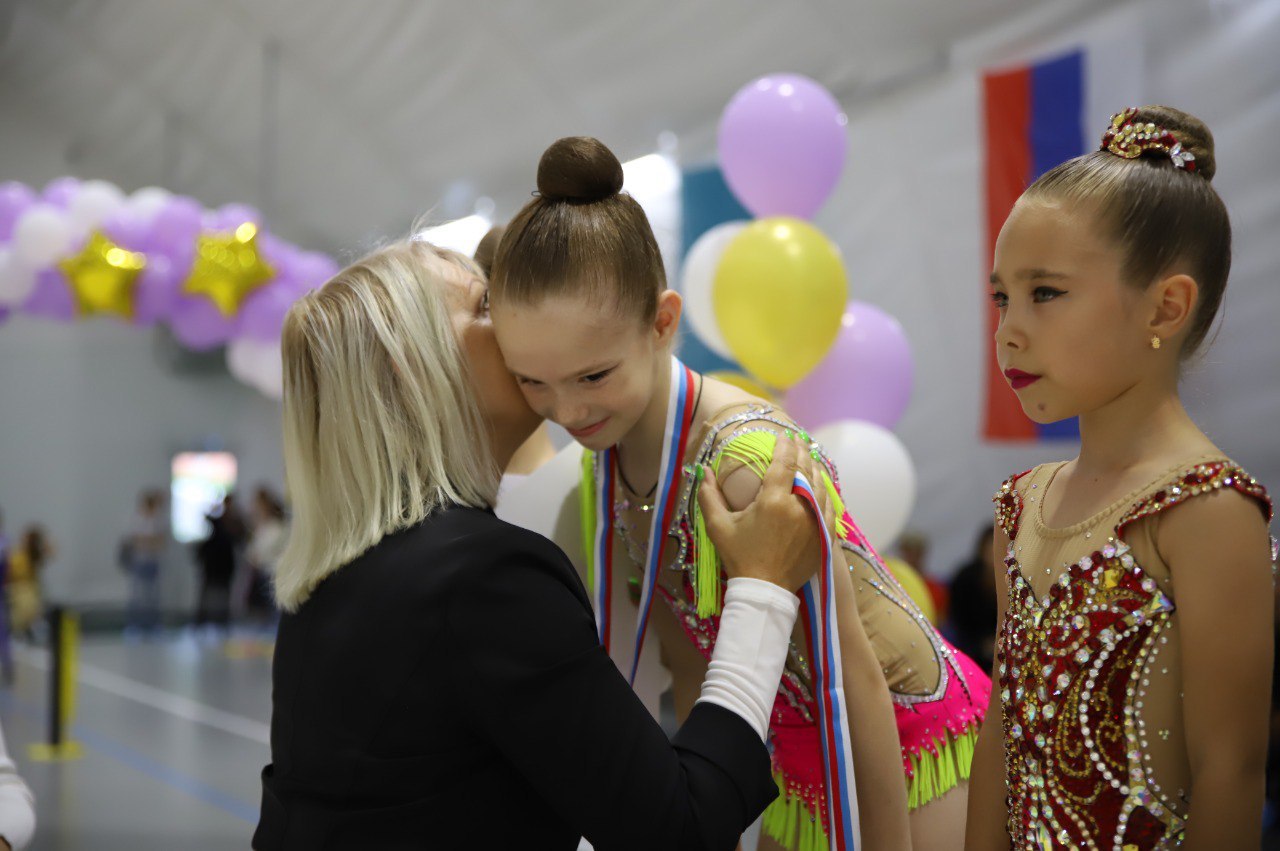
[1,0,1073,255]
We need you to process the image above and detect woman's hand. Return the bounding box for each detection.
[697,433,838,592]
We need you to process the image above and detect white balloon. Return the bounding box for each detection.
[226,338,259,385]
[678,221,747,359]
[814,420,917,552]
[228,337,284,399]
[0,248,37,306]
[253,342,284,399]
[12,205,74,269]
[128,186,173,222]
[67,180,126,231]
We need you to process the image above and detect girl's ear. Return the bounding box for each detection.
[653,289,683,346]
[1146,272,1198,346]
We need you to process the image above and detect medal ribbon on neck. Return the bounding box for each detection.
[792,471,862,850]
[591,357,696,683]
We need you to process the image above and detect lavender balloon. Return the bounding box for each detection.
[133,256,183,326]
[238,281,299,343]
[297,251,338,287]
[0,183,37,242]
[169,296,237,350]
[784,301,914,431]
[22,268,76,322]
[41,177,81,209]
[206,203,263,233]
[255,232,296,273]
[718,74,848,219]
[150,196,204,266]
[102,207,151,252]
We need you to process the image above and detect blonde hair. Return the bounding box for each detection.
[274,238,499,611]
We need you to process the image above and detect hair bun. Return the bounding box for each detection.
[536,137,624,202]
[1131,106,1218,181]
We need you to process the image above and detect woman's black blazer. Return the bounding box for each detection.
[253,505,777,850]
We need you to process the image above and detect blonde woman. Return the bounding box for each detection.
[252,237,839,851]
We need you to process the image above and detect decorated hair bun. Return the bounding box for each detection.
[1101,105,1217,181]
[536,137,625,202]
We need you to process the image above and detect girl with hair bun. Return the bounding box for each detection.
[490,136,990,851]
[966,106,1275,850]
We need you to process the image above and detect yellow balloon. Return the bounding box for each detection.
[707,370,778,403]
[183,222,274,317]
[59,231,146,319]
[712,217,847,388]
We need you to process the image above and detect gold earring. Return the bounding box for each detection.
[1151,335,1162,350]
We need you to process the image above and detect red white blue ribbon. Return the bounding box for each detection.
[592,357,697,683]
[793,471,862,851]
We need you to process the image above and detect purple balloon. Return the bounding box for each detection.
[238,280,299,343]
[133,255,183,326]
[22,268,76,322]
[41,177,82,209]
[296,251,339,286]
[784,301,914,431]
[0,305,10,326]
[102,207,151,252]
[0,183,37,242]
[718,74,848,219]
[205,203,262,233]
[255,231,294,265]
[150,196,204,267]
[169,296,237,350]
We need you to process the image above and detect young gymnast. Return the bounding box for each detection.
[965,106,1275,850]
[488,136,991,851]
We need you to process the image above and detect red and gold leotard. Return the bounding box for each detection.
[994,456,1273,850]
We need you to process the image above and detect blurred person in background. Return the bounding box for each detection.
[7,525,52,641]
[124,489,167,638]
[944,523,998,675]
[245,486,287,628]
[194,493,245,637]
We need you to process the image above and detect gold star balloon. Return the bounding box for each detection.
[59,231,147,319]
[183,222,274,316]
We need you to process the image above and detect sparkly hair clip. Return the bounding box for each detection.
[1100,108,1198,173]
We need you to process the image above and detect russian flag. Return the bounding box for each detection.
[982,50,1085,441]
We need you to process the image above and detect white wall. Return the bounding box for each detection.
[0,316,284,611]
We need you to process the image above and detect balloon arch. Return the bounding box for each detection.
[0,178,338,399]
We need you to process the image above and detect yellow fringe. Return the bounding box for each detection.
[694,432,776,617]
[761,725,981,851]
[905,724,981,810]
[761,774,830,851]
[693,430,850,618]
